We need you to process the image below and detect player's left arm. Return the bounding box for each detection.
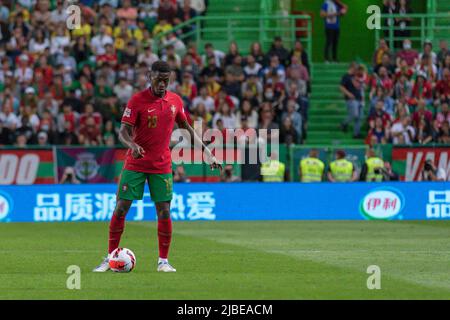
[177,119,223,172]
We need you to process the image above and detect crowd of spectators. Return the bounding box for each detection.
[341,37,450,145]
[0,0,311,149]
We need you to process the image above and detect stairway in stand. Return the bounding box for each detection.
[305,63,366,146]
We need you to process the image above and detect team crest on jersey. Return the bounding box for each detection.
[122,184,128,192]
[170,105,176,115]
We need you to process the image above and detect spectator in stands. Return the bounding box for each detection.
[366,116,389,145]
[290,39,310,74]
[381,0,397,39]
[36,131,49,146]
[394,0,413,46]
[320,0,347,63]
[340,62,364,138]
[396,39,418,67]
[373,38,392,68]
[368,100,392,128]
[212,102,235,129]
[374,52,396,76]
[438,121,450,144]
[437,40,448,68]
[267,36,290,67]
[436,102,450,127]
[412,99,433,129]
[202,42,225,68]
[201,56,224,84]
[173,165,191,183]
[249,42,265,67]
[435,68,450,104]
[390,115,415,145]
[409,72,433,107]
[79,116,103,146]
[282,99,302,141]
[235,99,258,129]
[280,116,299,145]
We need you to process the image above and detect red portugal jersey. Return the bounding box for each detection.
[121,88,187,173]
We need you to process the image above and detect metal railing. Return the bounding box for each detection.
[153,14,312,58]
[374,13,450,50]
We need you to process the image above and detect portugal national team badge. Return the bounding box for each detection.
[122,184,128,192]
[170,105,176,116]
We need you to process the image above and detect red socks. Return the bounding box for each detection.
[158,218,172,259]
[108,214,172,259]
[108,214,125,254]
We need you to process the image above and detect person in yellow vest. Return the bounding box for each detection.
[327,150,357,182]
[299,149,325,182]
[260,153,286,182]
[359,149,384,182]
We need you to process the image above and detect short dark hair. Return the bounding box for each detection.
[151,60,171,73]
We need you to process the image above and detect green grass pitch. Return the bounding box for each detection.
[1,220,450,299]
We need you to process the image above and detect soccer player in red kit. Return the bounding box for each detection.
[93,61,221,272]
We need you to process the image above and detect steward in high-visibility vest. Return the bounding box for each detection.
[329,158,354,182]
[299,149,324,182]
[360,149,384,182]
[261,160,285,182]
[365,156,384,182]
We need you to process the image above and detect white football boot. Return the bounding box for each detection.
[157,260,177,272]
[92,255,111,272]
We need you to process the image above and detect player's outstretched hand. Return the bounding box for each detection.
[131,143,145,159]
[209,156,222,172]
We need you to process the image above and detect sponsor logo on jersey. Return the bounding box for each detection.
[360,187,404,220]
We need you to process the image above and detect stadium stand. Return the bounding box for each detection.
[0,0,448,183]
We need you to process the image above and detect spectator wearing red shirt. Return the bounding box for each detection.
[50,75,66,102]
[79,103,103,131]
[412,99,433,128]
[34,55,53,87]
[158,0,178,24]
[214,88,235,111]
[78,116,103,146]
[435,68,450,103]
[410,72,433,106]
[396,39,419,67]
[394,57,414,80]
[96,43,118,68]
[368,100,392,128]
[370,66,393,100]
[57,104,78,136]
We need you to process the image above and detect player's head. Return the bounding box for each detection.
[149,60,171,97]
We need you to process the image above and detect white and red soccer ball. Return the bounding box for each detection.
[109,248,136,272]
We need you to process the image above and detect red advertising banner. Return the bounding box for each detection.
[392,146,450,181]
[0,149,55,185]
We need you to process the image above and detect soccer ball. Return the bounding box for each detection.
[109,248,136,272]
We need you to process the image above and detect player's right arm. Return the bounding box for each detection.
[118,123,145,159]
[120,99,145,159]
